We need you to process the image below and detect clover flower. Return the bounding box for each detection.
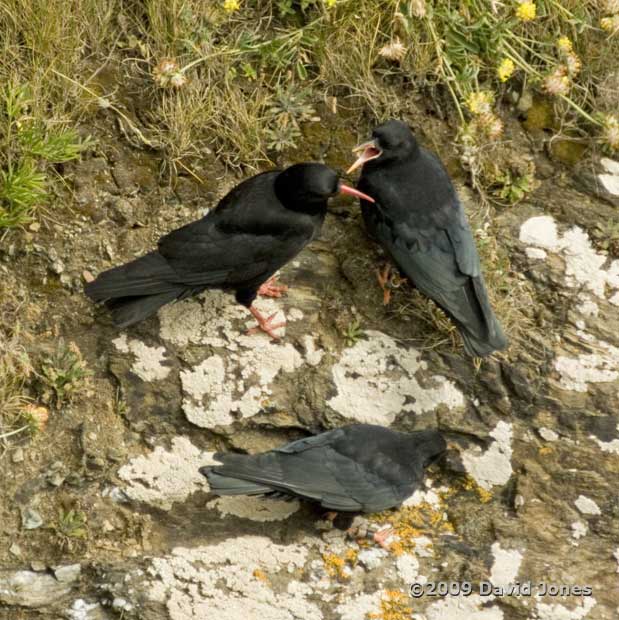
[601,15,619,33]
[410,0,427,18]
[602,115,619,151]
[497,58,515,82]
[601,0,619,14]
[543,66,570,96]
[153,59,187,88]
[466,91,494,115]
[379,39,408,62]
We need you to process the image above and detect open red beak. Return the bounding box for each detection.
[338,182,375,203]
[346,139,383,174]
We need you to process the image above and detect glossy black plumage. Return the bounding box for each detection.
[84,164,339,329]
[354,120,508,357]
[200,424,446,513]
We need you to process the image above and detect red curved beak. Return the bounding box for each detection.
[338,183,375,203]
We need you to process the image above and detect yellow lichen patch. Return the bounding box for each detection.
[538,446,554,456]
[322,552,356,580]
[462,476,494,503]
[371,498,455,555]
[252,568,270,583]
[368,590,413,620]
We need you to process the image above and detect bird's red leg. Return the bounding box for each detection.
[377,264,392,305]
[373,526,396,550]
[247,305,286,340]
[258,276,289,298]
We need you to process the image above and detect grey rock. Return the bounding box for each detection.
[54,564,81,583]
[0,570,74,608]
[30,561,46,572]
[21,507,43,530]
[50,259,65,275]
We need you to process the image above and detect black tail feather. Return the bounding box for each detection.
[84,252,180,301]
[104,289,184,328]
[200,466,273,496]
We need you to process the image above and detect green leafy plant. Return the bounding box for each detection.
[39,342,89,406]
[342,319,364,347]
[494,171,535,205]
[57,509,88,539]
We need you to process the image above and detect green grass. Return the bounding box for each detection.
[0,0,617,203]
[0,83,92,228]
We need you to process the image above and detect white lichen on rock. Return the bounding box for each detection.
[418,594,502,620]
[118,437,217,510]
[336,592,382,620]
[461,422,513,490]
[534,596,596,620]
[574,495,601,516]
[538,427,559,442]
[145,536,321,620]
[328,330,465,424]
[206,495,300,522]
[554,337,619,392]
[519,216,619,300]
[396,553,421,583]
[158,291,321,429]
[599,157,619,196]
[180,337,305,428]
[571,521,588,540]
[66,599,103,620]
[489,542,523,587]
[591,424,619,455]
[112,334,170,381]
[159,291,291,348]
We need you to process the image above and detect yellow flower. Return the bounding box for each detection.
[556,37,572,53]
[601,15,619,33]
[465,91,494,115]
[497,58,515,82]
[223,0,240,12]
[516,1,536,21]
[325,0,337,7]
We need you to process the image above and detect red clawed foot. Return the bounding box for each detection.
[377,264,392,305]
[247,306,286,340]
[258,276,289,298]
[373,526,396,550]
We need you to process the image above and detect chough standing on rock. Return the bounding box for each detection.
[200,423,446,547]
[85,163,374,339]
[347,120,508,357]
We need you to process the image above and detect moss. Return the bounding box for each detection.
[550,139,587,165]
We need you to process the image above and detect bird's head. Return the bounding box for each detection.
[276,163,375,211]
[347,119,418,174]
[414,429,448,467]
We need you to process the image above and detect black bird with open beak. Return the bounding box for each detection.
[85,163,374,338]
[347,120,508,357]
